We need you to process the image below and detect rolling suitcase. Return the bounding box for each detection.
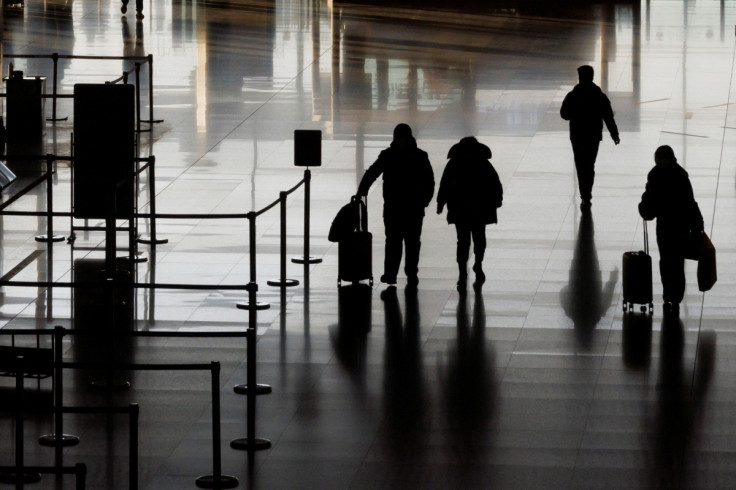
[622,220,653,313]
[338,195,373,286]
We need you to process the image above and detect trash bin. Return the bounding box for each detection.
[4,71,46,139]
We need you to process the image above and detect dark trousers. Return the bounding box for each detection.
[571,139,600,200]
[659,250,686,304]
[384,214,424,281]
[455,223,486,268]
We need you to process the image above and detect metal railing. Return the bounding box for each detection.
[0,329,243,489]
[2,53,162,131]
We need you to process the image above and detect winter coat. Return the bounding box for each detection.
[638,161,704,252]
[437,137,503,225]
[357,136,434,217]
[560,82,619,143]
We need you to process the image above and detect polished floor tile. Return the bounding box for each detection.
[2,0,736,488]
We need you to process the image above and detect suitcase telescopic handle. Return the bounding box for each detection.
[352,194,368,232]
[643,220,649,255]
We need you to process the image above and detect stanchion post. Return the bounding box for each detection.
[130,403,139,490]
[0,357,42,485]
[237,213,269,311]
[75,463,87,490]
[39,326,80,448]
[291,168,321,265]
[196,362,238,489]
[48,53,68,122]
[148,55,154,124]
[137,156,168,245]
[230,323,272,452]
[235,211,272,395]
[35,154,65,243]
[143,55,164,125]
[52,54,58,121]
[135,63,142,135]
[267,192,299,288]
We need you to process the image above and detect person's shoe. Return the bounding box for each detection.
[473,263,485,284]
[380,274,397,285]
[663,301,680,315]
[406,275,419,288]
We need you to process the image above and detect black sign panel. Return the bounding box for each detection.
[294,130,321,167]
[73,84,135,219]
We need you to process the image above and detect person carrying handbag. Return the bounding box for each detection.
[638,145,704,313]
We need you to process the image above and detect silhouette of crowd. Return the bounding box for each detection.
[347,64,709,312]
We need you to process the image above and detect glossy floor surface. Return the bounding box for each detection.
[1,0,736,488]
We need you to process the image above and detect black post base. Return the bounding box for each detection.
[38,433,80,447]
[291,256,322,265]
[230,438,271,451]
[236,302,270,311]
[233,383,272,395]
[35,234,65,243]
[0,472,42,484]
[195,474,239,489]
[137,236,169,245]
[266,278,299,288]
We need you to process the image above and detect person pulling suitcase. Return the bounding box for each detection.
[356,123,434,288]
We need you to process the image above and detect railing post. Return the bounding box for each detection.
[267,192,299,288]
[232,212,272,449]
[291,168,321,265]
[39,326,80,448]
[35,154,65,243]
[230,321,272,453]
[234,211,272,395]
[196,362,238,489]
[47,53,67,122]
[75,463,87,490]
[130,403,139,490]
[134,63,145,135]
[236,213,269,311]
[0,357,42,485]
[142,55,164,126]
[137,156,168,245]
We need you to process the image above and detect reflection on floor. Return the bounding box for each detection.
[1,0,735,487]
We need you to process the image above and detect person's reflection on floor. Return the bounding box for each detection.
[329,283,372,384]
[650,313,716,488]
[560,207,618,350]
[622,311,653,370]
[381,286,428,480]
[440,290,496,488]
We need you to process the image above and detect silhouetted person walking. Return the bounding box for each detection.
[639,145,704,312]
[357,123,434,287]
[561,65,620,208]
[437,137,502,290]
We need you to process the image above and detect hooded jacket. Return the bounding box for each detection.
[639,161,704,250]
[357,136,434,217]
[437,137,503,225]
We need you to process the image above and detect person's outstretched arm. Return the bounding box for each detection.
[602,93,620,144]
[638,175,657,220]
[421,153,435,208]
[560,91,574,121]
[436,161,452,214]
[357,153,385,197]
